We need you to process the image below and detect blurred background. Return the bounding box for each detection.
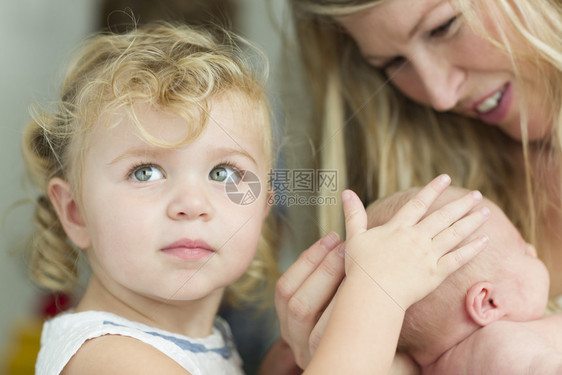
[0,1,292,373]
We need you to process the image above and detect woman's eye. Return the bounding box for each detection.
[131,165,164,182]
[430,15,458,38]
[209,165,242,183]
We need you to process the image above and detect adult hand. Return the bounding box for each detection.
[274,232,345,368]
[276,175,489,371]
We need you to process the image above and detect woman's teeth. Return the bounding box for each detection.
[477,88,505,113]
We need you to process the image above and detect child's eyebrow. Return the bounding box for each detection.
[107,146,258,166]
[107,147,163,166]
[214,146,259,166]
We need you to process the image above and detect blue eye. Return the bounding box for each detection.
[131,165,164,182]
[209,165,242,183]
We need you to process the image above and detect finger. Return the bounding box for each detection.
[342,190,367,239]
[308,280,341,357]
[285,243,345,367]
[389,174,451,226]
[275,232,340,328]
[418,190,484,238]
[437,235,489,275]
[287,243,344,325]
[432,206,490,252]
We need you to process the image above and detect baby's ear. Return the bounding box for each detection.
[48,177,91,249]
[465,281,506,326]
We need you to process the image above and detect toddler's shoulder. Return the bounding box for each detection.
[61,334,189,375]
[36,311,187,375]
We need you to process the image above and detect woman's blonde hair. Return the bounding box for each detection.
[22,22,279,307]
[287,0,562,259]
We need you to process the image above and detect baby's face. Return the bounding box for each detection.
[487,203,550,321]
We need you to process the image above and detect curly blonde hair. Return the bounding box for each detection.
[288,0,562,259]
[22,22,279,307]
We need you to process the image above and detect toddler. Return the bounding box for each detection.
[25,22,277,375]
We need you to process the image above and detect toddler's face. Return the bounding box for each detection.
[77,92,271,304]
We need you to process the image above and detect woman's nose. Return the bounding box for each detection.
[412,51,465,112]
[167,181,213,221]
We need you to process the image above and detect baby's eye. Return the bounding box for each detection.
[209,165,242,183]
[131,165,164,182]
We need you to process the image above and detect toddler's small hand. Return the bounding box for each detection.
[341,174,489,309]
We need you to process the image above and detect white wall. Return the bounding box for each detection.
[0,0,288,360]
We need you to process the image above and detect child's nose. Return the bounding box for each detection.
[167,182,213,221]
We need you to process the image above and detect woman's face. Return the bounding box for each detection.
[336,0,551,141]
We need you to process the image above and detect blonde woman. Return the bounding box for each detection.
[276,0,562,372]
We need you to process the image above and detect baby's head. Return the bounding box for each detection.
[367,185,549,357]
[22,22,277,306]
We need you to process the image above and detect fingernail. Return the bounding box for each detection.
[336,243,346,258]
[319,232,340,250]
[480,207,490,216]
[341,190,352,201]
[479,235,489,247]
[438,174,451,185]
[471,190,483,201]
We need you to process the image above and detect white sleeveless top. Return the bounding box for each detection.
[35,310,244,375]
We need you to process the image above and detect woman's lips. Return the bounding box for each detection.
[473,83,512,124]
[161,239,215,261]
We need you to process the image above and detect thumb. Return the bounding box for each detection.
[342,190,367,240]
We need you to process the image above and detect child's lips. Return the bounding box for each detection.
[161,239,215,261]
